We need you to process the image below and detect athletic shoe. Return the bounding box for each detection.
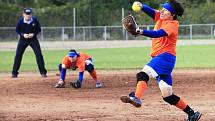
[95,82,103,88]
[70,81,82,89]
[12,72,18,78]
[54,80,65,88]
[11,74,18,78]
[41,73,47,78]
[120,92,142,108]
[186,111,202,121]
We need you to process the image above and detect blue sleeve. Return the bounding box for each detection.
[142,29,168,38]
[78,71,84,82]
[141,4,156,19]
[16,19,24,37]
[60,68,66,81]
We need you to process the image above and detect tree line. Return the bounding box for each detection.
[0,0,215,27]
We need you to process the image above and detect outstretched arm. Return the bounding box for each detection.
[137,29,168,38]
[141,4,156,19]
[132,2,156,20]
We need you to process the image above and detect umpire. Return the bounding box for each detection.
[12,8,47,78]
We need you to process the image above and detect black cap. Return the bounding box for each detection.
[24,8,32,15]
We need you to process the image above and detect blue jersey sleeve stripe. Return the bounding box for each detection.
[143,29,168,38]
[142,4,156,19]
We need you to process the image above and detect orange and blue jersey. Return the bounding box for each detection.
[141,4,179,85]
[141,4,179,57]
[62,52,91,72]
[60,52,92,81]
[151,11,178,57]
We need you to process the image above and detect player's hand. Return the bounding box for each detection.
[70,80,82,88]
[23,34,29,39]
[28,33,34,38]
[136,28,143,35]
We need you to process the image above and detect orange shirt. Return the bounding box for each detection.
[62,52,91,72]
[150,11,179,57]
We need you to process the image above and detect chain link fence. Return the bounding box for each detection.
[0,24,215,49]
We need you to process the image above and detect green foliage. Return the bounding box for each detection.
[34,4,74,26]
[185,3,215,24]
[0,2,20,27]
[0,0,215,26]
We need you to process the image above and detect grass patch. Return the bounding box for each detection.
[1,45,215,72]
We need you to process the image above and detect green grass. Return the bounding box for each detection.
[1,45,215,72]
[176,45,215,68]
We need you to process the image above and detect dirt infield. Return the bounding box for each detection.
[0,69,215,121]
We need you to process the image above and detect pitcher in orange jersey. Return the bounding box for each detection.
[121,0,201,121]
[55,49,102,89]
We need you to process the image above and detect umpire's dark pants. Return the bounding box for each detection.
[12,39,47,76]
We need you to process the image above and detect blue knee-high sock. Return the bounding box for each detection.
[60,68,66,81]
[78,71,84,83]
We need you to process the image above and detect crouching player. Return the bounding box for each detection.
[55,49,102,89]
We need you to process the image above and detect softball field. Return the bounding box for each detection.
[0,69,215,121]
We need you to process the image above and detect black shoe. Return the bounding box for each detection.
[70,81,82,89]
[41,73,47,78]
[120,92,142,108]
[12,72,18,78]
[11,74,18,78]
[186,111,202,121]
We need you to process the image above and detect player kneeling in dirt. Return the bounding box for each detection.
[55,49,102,89]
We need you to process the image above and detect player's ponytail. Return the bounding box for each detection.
[168,0,184,20]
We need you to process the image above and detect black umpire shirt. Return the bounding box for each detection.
[16,16,41,40]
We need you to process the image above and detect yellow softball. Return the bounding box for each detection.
[132,1,142,12]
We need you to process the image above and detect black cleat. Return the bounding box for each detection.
[11,74,18,78]
[121,96,132,103]
[186,111,202,121]
[120,92,142,108]
[12,72,19,78]
[70,81,82,89]
[41,73,47,78]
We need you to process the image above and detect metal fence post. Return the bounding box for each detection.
[83,27,86,41]
[122,8,126,40]
[73,8,76,41]
[104,26,107,41]
[190,24,192,45]
[147,25,150,40]
[211,24,213,40]
[41,27,44,48]
[62,27,65,47]
[125,31,128,40]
